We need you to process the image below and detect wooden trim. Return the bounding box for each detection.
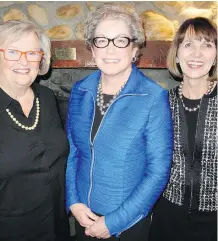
[51,40,171,69]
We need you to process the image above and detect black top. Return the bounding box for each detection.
[182,96,200,210]
[0,83,70,240]
[182,86,217,210]
[183,96,200,158]
[91,94,114,142]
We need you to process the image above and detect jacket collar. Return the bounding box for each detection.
[78,64,147,99]
[0,82,39,112]
[0,87,12,112]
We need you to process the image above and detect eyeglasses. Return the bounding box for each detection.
[0,49,44,62]
[92,37,136,48]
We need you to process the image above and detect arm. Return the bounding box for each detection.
[105,90,173,236]
[65,86,80,213]
[65,85,99,227]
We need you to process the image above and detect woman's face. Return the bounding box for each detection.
[91,18,138,78]
[177,34,216,82]
[0,32,41,90]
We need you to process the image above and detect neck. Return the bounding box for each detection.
[101,66,132,95]
[182,76,213,99]
[0,81,32,101]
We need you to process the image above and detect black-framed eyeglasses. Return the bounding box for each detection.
[92,37,136,48]
[0,48,44,62]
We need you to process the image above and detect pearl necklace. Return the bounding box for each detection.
[96,80,126,115]
[178,80,214,112]
[6,98,40,130]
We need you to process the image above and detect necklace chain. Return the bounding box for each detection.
[96,80,126,116]
[6,98,40,130]
[178,80,214,112]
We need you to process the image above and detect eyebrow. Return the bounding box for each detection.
[94,34,130,38]
[7,46,41,50]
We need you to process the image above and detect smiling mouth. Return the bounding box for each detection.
[187,61,203,68]
[103,59,120,63]
[13,69,30,74]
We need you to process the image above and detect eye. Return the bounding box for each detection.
[117,38,126,43]
[96,38,107,44]
[7,49,19,55]
[204,43,213,48]
[184,42,192,48]
[27,51,38,56]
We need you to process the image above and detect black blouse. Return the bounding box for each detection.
[0,83,70,240]
[91,93,114,142]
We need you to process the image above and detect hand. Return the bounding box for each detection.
[70,203,99,227]
[85,216,110,239]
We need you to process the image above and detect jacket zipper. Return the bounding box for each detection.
[188,98,202,213]
[79,88,96,208]
[79,88,146,208]
[118,214,143,236]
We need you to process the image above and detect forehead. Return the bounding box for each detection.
[95,18,131,36]
[182,26,215,43]
[5,32,40,48]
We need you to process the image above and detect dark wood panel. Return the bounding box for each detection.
[51,40,171,69]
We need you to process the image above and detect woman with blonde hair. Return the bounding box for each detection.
[66,3,173,241]
[0,20,70,241]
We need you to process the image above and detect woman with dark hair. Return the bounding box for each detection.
[149,17,217,241]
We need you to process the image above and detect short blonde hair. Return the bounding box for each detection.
[0,20,51,75]
[85,3,145,59]
[167,17,217,81]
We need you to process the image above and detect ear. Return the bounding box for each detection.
[132,47,138,58]
[91,46,96,59]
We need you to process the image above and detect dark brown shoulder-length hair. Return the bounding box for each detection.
[167,17,217,81]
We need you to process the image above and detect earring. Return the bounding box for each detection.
[91,57,97,66]
[176,57,179,63]
[132,57,137,63]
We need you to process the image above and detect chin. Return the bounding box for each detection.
[15,79,33,87]
[100,65,130,76]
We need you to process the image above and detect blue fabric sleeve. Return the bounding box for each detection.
[65,84,80,214]
[105,90,173,235]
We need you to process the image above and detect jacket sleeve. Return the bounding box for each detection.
[105,89,173,236]
[65,84,80,214]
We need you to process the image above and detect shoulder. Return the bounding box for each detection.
[136,69,168,96]
[34,82,55,96]
[34,83,57,104]
[72,70,101,90]
[169,85,178,97]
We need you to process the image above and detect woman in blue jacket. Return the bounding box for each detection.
[66,3,173,241]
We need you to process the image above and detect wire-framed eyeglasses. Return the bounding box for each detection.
[92,37,136,48]
[0,48,44,62]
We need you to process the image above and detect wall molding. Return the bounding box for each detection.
[51,40,171,69]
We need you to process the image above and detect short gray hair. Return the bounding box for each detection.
[0,20,51,75]
[85,3,145,57]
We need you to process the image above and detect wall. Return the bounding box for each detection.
[0,1,216,41]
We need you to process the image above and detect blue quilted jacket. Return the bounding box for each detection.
[66,65,173,236]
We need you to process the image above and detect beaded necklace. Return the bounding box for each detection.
[6,98,40,130]
[178,80,214,112]
[96,80,126,115]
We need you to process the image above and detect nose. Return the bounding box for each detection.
[192,46,202,58]
[17,53,28,66]
[106,41,116,54]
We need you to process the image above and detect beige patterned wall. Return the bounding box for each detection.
[0,1,217,41]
